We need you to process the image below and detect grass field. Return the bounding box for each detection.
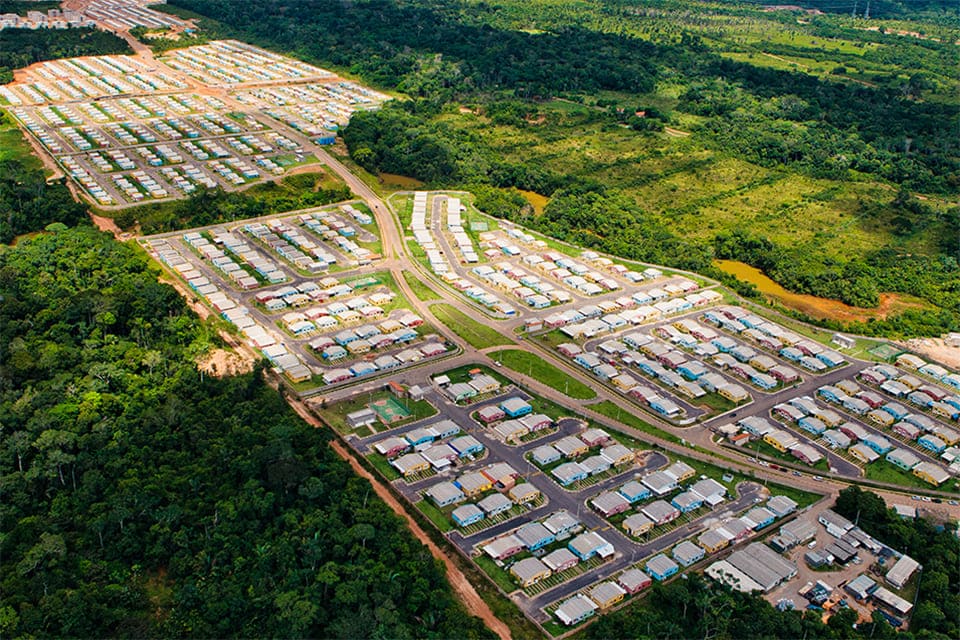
[0,113,43,169]
[403,271,440,302]
[365,452,401,482]
[488,349,596,400]
[589,400,682,445]
[430,303,513,350]
[474,555,519,595]
[414,499,454,533]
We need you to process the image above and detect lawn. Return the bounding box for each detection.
[430,303,513,350]
[865,461,957,493]
[0,113,44,169]
[589,400,682,445]
[474,555,519,595]
[488,349,596,399]
[414,499,454,533]
[365,452,401,482]
[696,392,740,414]
[403,271,440,302]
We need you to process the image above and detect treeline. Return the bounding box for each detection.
[344,104,567,193]
[678,62,958,194]
[585,486,958,640]
[170,0,658,99]
[0,27,131,84]
[125,181,352,234]
[714,205,960,324]
[0,114,89,243]
[0,228,494,638]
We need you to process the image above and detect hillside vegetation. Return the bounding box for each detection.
[168,0,960,337]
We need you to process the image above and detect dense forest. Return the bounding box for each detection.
[0,113,89,243]
[586,486,958,640]
[168,0,960,337]
[0,27,131,84]
[0,227,494,637]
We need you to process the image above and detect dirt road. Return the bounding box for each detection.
[287,400,512,640]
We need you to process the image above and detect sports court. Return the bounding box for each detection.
[370,396,412,423]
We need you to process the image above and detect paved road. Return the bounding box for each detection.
[353,375,769,618]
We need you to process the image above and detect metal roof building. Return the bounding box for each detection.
[886,554,920,589]
[725,543,797,592]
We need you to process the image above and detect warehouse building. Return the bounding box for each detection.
[724,543,797,592]
[886,554,920,589]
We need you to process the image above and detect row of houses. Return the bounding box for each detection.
[429,476,542,528]
[251,275,367,308]
[437,371,502,403]
[306,318,421,360]
[720,414,826,466]
[895,353,960,390]
[381,429,485,477]
[547,438,637,486]
[320,342,447,384]
[410,194,515,316]
[553,567,655,626]
[812,384,955,483]
[246,217,339,273]
[703,306,845,370]
[148,237,315,381]
[859,365,960,421]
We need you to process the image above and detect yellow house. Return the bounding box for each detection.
[509,483,541,505]
[510,558,551,588]
[346,340,371,355]
[913,462,949,486]
[718,385,750,403]
[698,530,730,554]
[623,513,654,537]
[392,453,429,477]
[665,461,696,483]
[456,472,492,498]
[764,430,796,453]
[588,582,626,609]
[934,429,959,446]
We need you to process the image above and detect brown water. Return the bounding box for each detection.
[519,189,549,215]
[379,173,424,188]
[713,259,924,323]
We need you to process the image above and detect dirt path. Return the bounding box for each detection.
[287,399,512,640]
[90,213,122,237]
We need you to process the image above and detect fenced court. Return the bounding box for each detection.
[869,343,901,361]
[371,396,412,423]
